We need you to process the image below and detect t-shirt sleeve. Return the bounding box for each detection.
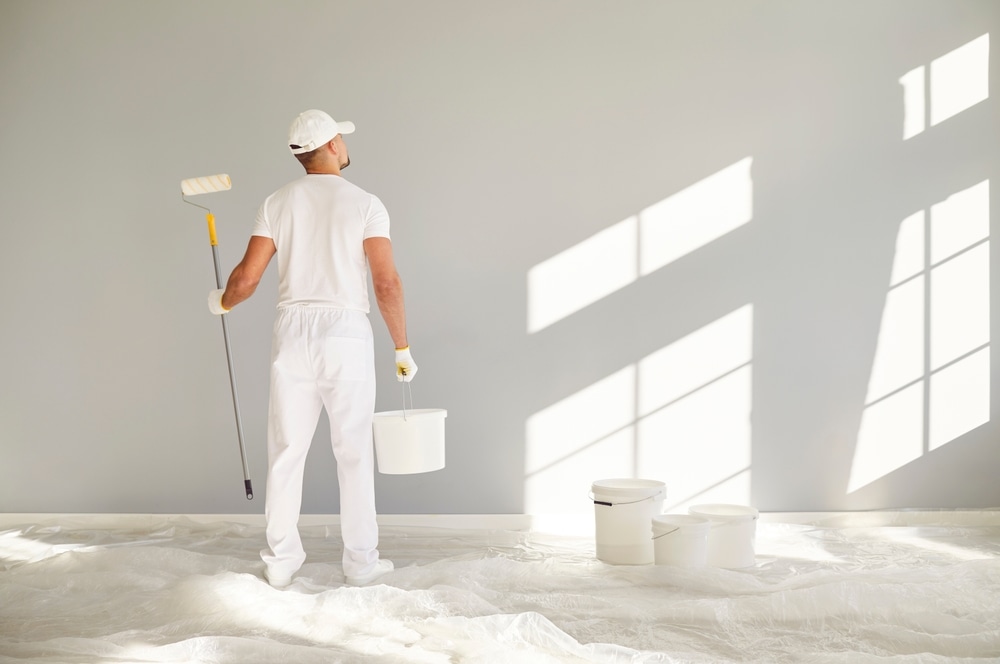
[251,199,272,238]
[364,195,391,239]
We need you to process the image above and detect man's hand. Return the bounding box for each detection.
[208,289,230,315]
[395,347,418,382]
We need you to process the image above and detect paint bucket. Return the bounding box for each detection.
[591,479,666,565]
[688,503,759,568]
[372,408,447,474]
[651,514,711,567]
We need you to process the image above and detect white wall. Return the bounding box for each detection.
[1,0,997,515]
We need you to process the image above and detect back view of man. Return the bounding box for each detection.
[208,109,417,588]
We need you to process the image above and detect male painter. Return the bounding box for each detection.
[208,109,416,588]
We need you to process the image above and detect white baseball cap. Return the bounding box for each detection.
[288,109,355,154]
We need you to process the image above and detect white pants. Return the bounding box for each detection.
[260,306,380,579]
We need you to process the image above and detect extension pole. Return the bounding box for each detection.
[206,211,253,500]
[180,174,253,500]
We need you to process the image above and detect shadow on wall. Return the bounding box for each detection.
[522,32,993,515]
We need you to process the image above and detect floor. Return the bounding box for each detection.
[1,511,999,663]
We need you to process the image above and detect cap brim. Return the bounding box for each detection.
[337,120,355,135]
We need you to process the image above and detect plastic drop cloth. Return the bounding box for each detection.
[1,512,999,663]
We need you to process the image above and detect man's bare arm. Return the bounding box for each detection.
[364,236,408,349]
[222,236,276,310]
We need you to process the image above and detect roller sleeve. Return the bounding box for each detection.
[180,174,232,196]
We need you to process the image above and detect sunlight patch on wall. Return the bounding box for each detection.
[849,182,990,493]
[527,159,753,332]
[639,158,753,276]
[849,383,925,494]
[930,34,990,126]
[524,368,636,514]
[930,347,990,451]
[863,275,924,404]
[900,34,989,140]
[527,219,638,334]
[637,306,752,511]
[931,242,989,369]
[637,307,753,416]
[900,67,926,140]
[638,365,752,512]
[890,211,925,285]
[525,305,753,514]
[931,181,990,264]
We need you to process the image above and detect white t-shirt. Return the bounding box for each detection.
[251,174,391,311]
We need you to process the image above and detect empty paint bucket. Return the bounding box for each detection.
[652,514,711,567]
[688,503,759,568]
[372,408,446,474]
[591,479,666,565]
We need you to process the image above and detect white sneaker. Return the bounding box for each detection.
[264,568,293,589]
[345,559,394,586]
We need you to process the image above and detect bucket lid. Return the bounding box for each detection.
[652,514,710,531]
[688,503,759,520]
[591,478,665,498]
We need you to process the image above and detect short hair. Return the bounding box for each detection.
[292,144,324,169]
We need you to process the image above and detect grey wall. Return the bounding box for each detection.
[1,0,997,515]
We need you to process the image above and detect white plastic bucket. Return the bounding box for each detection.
[688,503,759,568]
[372,408,446,474]
[591,479,666,565]
[652,514,711,567]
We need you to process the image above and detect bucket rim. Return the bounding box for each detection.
[652,514,711,530]
[373,408,447,419]
[591,478,665,497]
[688,503,759,520]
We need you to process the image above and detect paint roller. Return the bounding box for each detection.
[181,174,254,500]
[181,174,232,197]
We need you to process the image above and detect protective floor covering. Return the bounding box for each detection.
[2,512,999,663]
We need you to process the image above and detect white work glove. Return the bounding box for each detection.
[207,288,230,315]
[395,346,418,382]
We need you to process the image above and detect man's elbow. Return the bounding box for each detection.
[229,272,261,299]
[373,274,402,300]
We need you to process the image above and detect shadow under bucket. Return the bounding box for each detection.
[373,408,447,475]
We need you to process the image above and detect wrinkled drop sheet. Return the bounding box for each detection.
[1,512,999,663]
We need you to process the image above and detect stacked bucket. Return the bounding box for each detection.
[591,479,758,568]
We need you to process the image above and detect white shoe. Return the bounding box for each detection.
[345,559,393,586]
[264,568,293,589]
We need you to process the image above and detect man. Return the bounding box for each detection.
[207,109,417,588]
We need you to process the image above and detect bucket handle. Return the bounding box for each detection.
[589,487,666,507]
[401,382,413,421]
[651,527,680,540]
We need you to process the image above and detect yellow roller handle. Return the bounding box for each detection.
[206,213,218,246]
